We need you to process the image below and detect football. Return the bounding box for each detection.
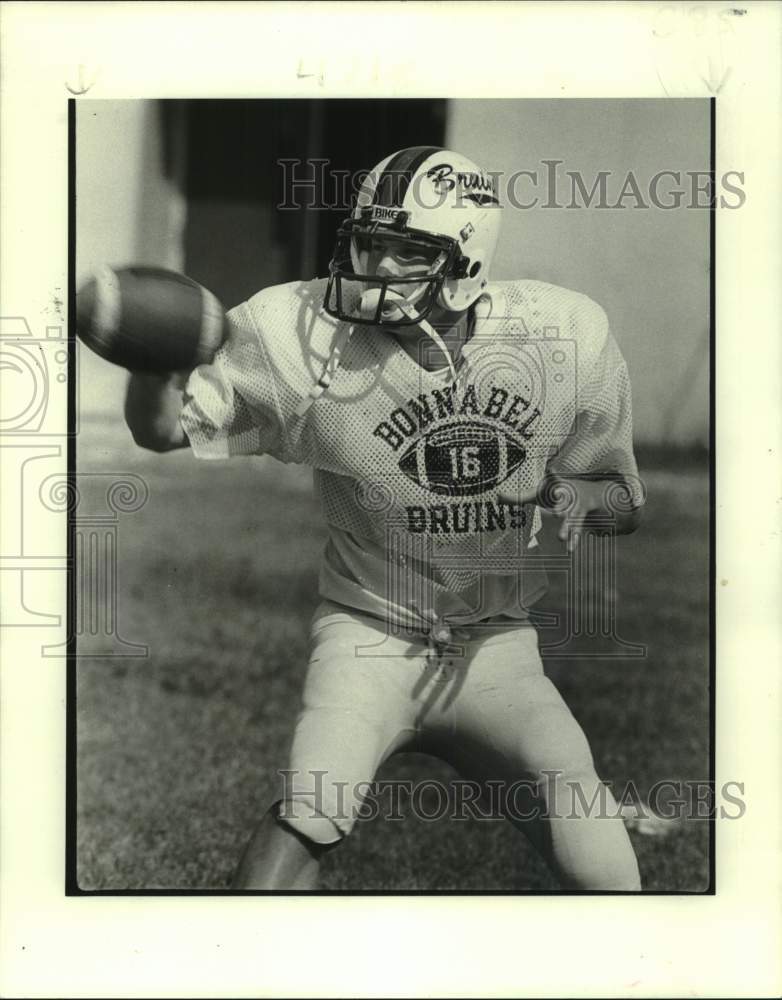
[76,265,229,373]
[398,420,527,496]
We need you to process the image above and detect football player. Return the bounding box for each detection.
[125,146,644,890]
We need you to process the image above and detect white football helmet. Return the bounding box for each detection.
[324,146,502,327]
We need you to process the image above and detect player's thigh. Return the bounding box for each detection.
[449,624,596,786]
[438,625,637,887]
[281,603,417,842]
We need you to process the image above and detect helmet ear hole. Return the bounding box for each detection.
[469,261,482,279]
[453,255,469,279]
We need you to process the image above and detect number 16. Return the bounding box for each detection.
[449,446,480,479]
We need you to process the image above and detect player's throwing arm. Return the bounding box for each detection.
[76,265,230,450]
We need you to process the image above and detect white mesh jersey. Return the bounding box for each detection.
[180,278,642,631]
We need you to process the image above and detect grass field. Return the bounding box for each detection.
[76,418,710,891]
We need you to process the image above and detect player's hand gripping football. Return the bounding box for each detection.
[536,474,643,551]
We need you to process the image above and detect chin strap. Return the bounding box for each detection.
[294,323,354,418]
[396,302,459,381]
[296,295,472,418]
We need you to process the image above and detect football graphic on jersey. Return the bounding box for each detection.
[398,420,527,496]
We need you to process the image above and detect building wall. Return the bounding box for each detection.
[76,100,184,418]
[447,99,710,446]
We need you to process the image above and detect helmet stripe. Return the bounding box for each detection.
[372,145,443,208]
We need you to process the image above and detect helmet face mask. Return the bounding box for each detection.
[325,213,465,326]
[324,146,502,329]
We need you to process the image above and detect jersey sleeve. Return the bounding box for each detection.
[547,309,644,509]
[179,297,285,460]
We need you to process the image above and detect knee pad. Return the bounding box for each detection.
[275,799,346,847]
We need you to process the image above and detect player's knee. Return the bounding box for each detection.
[529,747,598,789]
[530,760,603,817]
[275,799,347,847]
[519,699,598,790]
